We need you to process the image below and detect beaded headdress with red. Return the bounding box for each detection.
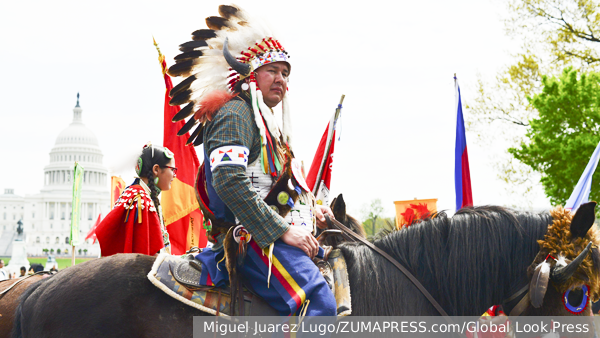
[167,4,292,176]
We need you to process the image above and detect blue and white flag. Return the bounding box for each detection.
[565,140,600,211]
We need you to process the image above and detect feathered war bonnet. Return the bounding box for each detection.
[167,4,293,176]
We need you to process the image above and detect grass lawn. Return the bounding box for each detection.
[0,257,96,270]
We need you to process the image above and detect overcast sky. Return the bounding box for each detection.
[0,0,551,218]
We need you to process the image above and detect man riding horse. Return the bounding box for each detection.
[167,5,337,316]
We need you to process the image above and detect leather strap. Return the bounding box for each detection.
[502,284,528,304]
[325,215,455,324]
[509,292,530,317]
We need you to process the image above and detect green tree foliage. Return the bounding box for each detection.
[467,0,600,205]
[363,217,395,237]
[510,68,600,205]
[361,199,384,236]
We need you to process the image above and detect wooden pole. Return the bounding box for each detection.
[72,245,75,267]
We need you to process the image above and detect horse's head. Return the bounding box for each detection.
[522,202,600,317]
[320,194,367,247]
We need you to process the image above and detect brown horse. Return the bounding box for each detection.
[0,273,50,338]
[12,205,600,338]
[320,193,367,247]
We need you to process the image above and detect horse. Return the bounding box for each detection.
[11,205,600,338]
[0,273,50,338]
[319,193,367,247]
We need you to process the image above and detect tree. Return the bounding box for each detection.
[467,0,600,205]
[50,249,54,254]
[510,68,600,205]
[83,248,88,256]
[56,248,61,255]
[362,199,384,236]
[507,0,600,68]
[78,249,82,255]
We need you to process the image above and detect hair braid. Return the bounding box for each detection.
[144,168,161,217]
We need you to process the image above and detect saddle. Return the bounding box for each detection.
[147,249,352,317]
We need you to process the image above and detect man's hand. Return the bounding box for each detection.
[315,204,335,230]
[280,226,319,258]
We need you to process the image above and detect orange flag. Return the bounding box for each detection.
[394,198,438,229]
[111,176,126,208]
[155,39,207,254]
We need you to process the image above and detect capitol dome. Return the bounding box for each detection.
[42,94,109,192]
[55,120,99,146]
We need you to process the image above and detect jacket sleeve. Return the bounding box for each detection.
[204,100,290,249]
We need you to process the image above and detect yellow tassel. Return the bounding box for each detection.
[217,227,235,271]
[216,254,226,271]
[267,243,274,288]
[298,299,310,325]
[137,195,142,224]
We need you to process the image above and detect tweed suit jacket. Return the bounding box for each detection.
[203,97,290,250]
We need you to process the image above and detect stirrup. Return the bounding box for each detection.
[316,260,335,294]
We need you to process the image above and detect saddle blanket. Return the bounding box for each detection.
[148,250,352,317]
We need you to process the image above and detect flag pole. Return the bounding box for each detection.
[312,94,345,195]
[70,161,84,267]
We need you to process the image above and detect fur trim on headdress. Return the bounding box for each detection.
[534,206,600,301]
[194,90,237,122]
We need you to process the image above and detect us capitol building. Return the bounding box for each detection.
[0,95,110,257]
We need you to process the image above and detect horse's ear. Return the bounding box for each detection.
[571,202,597,238]
[330,196,337,209]
[330,193,346,220]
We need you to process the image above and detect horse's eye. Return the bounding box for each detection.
[563,285,589,314]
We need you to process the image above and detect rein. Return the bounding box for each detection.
[324,215,456,324]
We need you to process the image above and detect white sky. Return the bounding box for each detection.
[0,0,551,218]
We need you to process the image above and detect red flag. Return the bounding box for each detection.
[85,213,102,244]
[305,96,344,206]
[154,39,207,254]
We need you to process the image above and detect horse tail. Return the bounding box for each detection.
[11,278,48,338]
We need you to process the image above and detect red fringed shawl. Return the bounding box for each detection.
[95,185,164,256]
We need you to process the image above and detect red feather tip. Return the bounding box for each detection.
[194,90,237,121]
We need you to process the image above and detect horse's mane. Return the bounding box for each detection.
[339,205,553,316]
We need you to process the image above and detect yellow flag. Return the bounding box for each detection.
[111,176,126,209]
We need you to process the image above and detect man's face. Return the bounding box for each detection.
[254,62,290,108]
